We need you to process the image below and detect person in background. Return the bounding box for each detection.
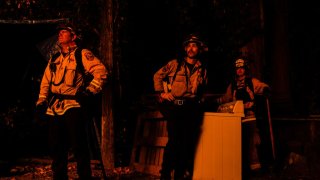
[216,57,270,179]
[153,33,209,179]
[35,23,108,180]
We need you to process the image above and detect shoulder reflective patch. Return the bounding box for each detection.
[85,52,95,61]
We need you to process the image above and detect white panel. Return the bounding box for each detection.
[193,101,243,180]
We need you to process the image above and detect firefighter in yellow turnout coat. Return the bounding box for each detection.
[37,46,107,115]
[153,34,208,179]
[35,23,108,180]
[217,58,270,179]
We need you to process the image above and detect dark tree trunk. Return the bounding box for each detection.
[100,0,115,169]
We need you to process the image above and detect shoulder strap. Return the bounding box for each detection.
[171,58,184,83]
[51,52,61,62]
[75,47,94,88]
[231,77,254,92]
[49,52,61,72]
[49,48,84,74]
[75,48,84,75]
[246,77,254,92]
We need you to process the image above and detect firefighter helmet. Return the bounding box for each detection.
[183,33,208,52]
[234,58,249,69]
[56,22,83,42]
[56,23,78,36]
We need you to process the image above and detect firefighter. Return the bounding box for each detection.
[153,33,208,179]
[35,23,108,180]
[216,57,270,179]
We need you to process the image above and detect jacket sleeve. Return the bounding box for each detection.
[81,49,108,94]
[252,78,270,95]
[37,63,52,105]
[153,60,176,92]
[217,83,233,104]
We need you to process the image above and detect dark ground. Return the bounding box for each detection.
[1,119,320,180]
[0,157,318,180]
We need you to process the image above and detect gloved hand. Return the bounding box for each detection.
[160,92,175,101]
[76,88,94,104]
[36,100,48,115]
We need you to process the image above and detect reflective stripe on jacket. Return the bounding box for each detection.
[218,77,269,117]
[37,47,108,116]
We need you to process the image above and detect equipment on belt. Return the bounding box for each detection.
[173,98,200,106]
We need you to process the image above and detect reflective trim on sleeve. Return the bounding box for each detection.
[90,79,102,90]
[39,95,47,99]
[46,104,81,116]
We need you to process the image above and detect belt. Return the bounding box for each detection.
[51,93,77,100]
[173,99,200,106]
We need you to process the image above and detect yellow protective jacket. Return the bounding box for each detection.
[217,77,269,117]
[153,59,207,99]
[36,46,108,116]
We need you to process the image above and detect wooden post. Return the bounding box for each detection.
[100,0,115,170]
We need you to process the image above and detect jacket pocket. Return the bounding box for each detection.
[64,62,77,86]
[174,74,186,82]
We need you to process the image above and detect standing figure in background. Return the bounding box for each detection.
[153,33,209,179]
[35,23,108,180]
[216,57,270,179]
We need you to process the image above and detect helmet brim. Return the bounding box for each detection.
[183,40,208,52]
[56,24,76,35]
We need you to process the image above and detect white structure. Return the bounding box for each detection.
[193,101,244,180]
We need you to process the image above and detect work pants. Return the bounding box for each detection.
[159,102,203,179]
[49,108,92,180]
[242,119,261,179]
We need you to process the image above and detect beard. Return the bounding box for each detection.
[186,50,200,59]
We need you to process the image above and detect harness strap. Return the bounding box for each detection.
[171,59,183,86]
